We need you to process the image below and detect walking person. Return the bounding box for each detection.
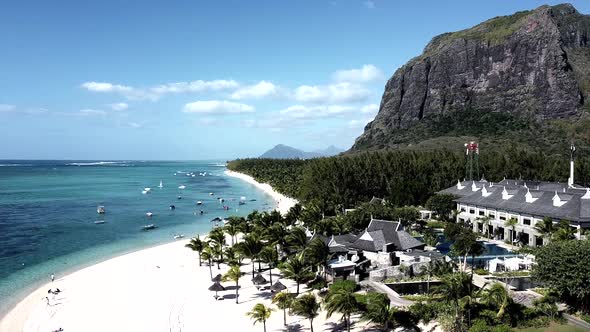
[50,273,55,282]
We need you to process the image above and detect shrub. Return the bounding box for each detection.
[474,268,489,275]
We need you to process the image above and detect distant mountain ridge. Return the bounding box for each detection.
[260,144,343,159]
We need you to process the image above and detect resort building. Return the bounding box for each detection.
[311,219,425,279]
[439,178,590,246]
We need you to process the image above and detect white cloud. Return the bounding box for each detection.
[127,122,142,128]
[333,64,384,83]
[364,0,375,9]
[231,81,279,100]
[79,109,106,116]
[348,117,374,128]
[82,82,132,93]
[183,100,254,114]
[109,102,129,111]
[81,79,239,101]
[0,104,16,112]
[293,82,370,103]
[360,103,379,114]
[280,105,355,119]
[150,80,238,95]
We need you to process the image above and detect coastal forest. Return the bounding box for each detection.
[227,148,590,212]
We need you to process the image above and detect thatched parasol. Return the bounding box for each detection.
[252,273,268,285]
[212,274,222,282]
[210,217,222,223]
[270,280,287,293]
[208,282,225,299]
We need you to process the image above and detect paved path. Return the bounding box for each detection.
[364,281,414,308]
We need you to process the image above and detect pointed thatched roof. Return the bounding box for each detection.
[252,273,268,285]
[212,274,222,282]
[270,280,287,292]
[208,282,225,292]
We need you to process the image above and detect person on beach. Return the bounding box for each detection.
[45,296,49,306]
[50,273,55,282]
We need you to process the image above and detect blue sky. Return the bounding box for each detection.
[1,0,589,160]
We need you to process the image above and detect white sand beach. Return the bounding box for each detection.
[0,238,375,332]
[225,170,298,215]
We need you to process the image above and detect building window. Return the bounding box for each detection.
[469,209,475,214]
[488,213,495,219]
[499,216,506,221]
[479,211,485,216]
[460,207,466,212]
[459,218,465,222]
[523,218,531,226]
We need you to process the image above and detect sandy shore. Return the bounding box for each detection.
[0,238,375,332]
[225,170,298,215]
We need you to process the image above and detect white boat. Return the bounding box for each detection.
[196,201,202,205]
[94,220,106,224]
[142,224,156,231]
[209,192,214,196]
[97,206,105,214]
[144,187,151,192]
[174,234,184,239]
[158,180,163,188]
[178,185,186,190]
[146,212,153,217]
[192,174,195,177]
[142,190,148,194]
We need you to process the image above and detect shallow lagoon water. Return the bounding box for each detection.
[0,161,275,315]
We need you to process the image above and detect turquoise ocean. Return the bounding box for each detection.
[0,160,275,316]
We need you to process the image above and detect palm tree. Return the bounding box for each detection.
[272,292,295,326]
[432,272,472,328]
[238,233,263,280]
[259,245,278,285]
[433,272,472,308]
[478,216,492,238]
[534,216,555,240]
[305,237,332,279]
[279,253,312,295]
[200,245,214,279]
[264,223,288,257]
[291,293,320,332]
[324,280,360,332]
[504,217,518,245]
[359,292,391,330]
[420,261,436,294]
[224,218,241,246]
[285,226,308,252]
[222,265,243,304]
[481,282,511,319]
[553,220,576,241]
[224,245,241,267]
[185,235,205,266]
[246,303,274,332]
[208,227,226,266]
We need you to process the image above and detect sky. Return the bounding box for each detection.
[1,0,589,160]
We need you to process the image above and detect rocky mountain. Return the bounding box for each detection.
[352,4,590,155]
[260,144,342,159]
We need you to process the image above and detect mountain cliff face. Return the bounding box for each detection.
[352,4,590,154]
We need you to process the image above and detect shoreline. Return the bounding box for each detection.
[224,169,298,215]
[0,169,299,331]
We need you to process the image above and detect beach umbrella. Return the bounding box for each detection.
[208,282,225,299]
[252,273,268,290]
[270,280,287,293]
[210,217,222,223]
[212,273,222,282]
